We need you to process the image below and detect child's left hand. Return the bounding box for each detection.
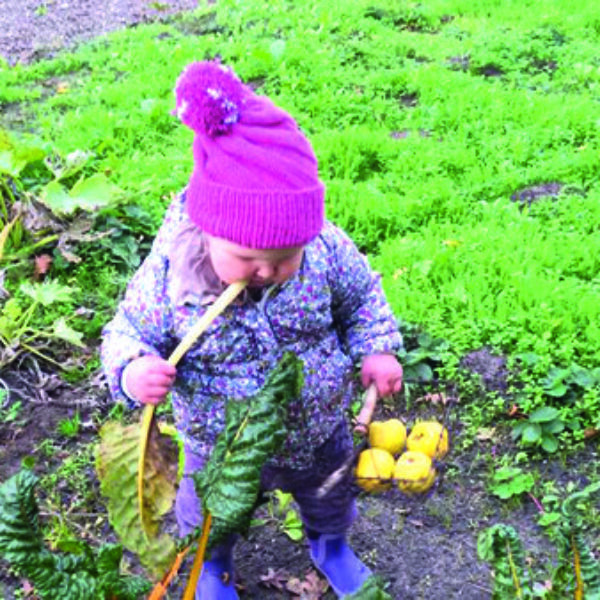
[361,353,403,397]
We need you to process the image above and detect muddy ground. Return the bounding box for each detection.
[0,352,571,600]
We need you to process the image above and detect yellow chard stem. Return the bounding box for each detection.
[137,280,248,533]
[183,512,213,600]
[573,533,583,600]
[506,540,523,599]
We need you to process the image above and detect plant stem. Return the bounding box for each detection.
[183,512,212,600]
[527,492,545,514]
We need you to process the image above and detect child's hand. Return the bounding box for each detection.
[123,355,176,405]
[361,353,403,397]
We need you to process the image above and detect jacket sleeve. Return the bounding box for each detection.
[100,199,183,405]
[322,222,403,362]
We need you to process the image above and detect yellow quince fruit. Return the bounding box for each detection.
[355,448,395,493]
[406,420,449,460]
[368,418,407,455]
[394,450,436,495]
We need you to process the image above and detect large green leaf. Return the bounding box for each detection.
[0,469,43,565]
[0,128,46,177]
[0,470,150,599]
[96,418,179,578]
[40,173,117,216]
[528,406,560,423]
[191,352,303,550]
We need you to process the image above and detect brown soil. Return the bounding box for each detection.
[0,355,564,600]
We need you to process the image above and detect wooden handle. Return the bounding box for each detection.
[353,383,378,436]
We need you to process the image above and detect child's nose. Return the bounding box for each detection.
[255,263,276,280]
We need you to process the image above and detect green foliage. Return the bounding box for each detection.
[0,279,84,368]
[477,524,532,599]
[0,470,151,599]
[479,481,600,599]
[511,407,565,453]
[190,352,304,551]
[488,466,535,500]
[259,490,304,542]
[56,411,81,438]
[344,575,393,599]
[396,320,450,385]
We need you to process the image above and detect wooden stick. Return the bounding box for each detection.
[316,384,378,498]
[353,383,378,435]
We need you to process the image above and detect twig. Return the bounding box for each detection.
[527,492,545,514]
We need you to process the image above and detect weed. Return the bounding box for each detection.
[255,489,304,542]
[488,466,535,501]
[56,411,81,438]
[511,407,565,453]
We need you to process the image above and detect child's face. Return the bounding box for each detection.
[206,235,304,287]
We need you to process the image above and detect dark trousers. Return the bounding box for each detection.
[175,422,357,538]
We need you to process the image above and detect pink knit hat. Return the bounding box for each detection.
[174,61,325,249]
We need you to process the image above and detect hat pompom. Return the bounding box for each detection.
[174,61,243,137]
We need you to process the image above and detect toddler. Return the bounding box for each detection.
[101,61,403,599]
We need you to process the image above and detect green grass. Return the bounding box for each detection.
[1,0,600,451]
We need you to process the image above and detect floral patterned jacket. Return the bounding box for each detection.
[101,193,402,469]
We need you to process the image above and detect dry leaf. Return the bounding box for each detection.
[508,404,526,418]
[443,239,462,248]
[476,427,497,442]
[392,267,408,279]
[286,570,329,599]
[408,518,424,527]
[260,567,289,591]
[416,392,456,405]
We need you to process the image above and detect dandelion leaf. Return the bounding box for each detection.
[96,417,178,578]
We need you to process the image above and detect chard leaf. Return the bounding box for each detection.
[96,418,178,578]
[0,470,150,599]
[192,352,303,550]
[0,470,43,566]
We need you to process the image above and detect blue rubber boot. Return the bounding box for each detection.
[195,540,239,600]
[308,533,372,597]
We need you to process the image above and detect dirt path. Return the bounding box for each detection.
[0,0,199,66]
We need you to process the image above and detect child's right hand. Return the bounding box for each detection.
[123,355,176,405]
